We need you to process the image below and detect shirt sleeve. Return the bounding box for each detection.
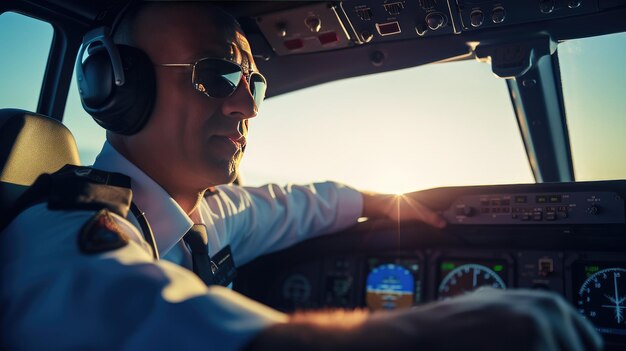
[1,204,287,351]
[210,181,363,265]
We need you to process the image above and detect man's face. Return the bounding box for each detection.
[131,5,260,190]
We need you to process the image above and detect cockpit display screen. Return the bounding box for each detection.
[574,262,626,336]
[437,260,507,299]
[365,257,421,311]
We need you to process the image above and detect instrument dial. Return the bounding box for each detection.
[366,259,420,311]
[577,267,626,335]
[438,262,506,299]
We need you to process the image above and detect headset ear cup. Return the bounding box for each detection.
[79,45,156,135]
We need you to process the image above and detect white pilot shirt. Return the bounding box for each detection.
[0,141,363,351]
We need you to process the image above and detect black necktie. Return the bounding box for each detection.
[183,224,215,286]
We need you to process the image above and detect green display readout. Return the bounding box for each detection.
[441,262,504,272]
[584,265,600,277]
[441,262,456,271]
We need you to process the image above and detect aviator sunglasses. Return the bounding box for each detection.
[159,58,267,107]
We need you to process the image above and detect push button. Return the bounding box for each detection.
[284,39,304,50]
[470,10,484,27]
[318,32,338,45]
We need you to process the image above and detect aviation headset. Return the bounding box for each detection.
[75,2,156,135]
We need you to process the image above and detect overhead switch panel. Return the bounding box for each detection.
[256,3,352,56]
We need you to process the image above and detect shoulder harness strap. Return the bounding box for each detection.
[1,164,158,259]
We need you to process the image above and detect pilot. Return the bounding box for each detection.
[0,2,602,351]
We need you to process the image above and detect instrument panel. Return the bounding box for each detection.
[253,0,605,55]
[235,180,626,349]
[247,249,626,347]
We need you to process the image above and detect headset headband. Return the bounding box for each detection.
[75,27,126,98]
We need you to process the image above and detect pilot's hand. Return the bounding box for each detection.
[366,288,603,351]
[361,191,446,228]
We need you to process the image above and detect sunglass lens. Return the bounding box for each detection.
[249,73,267,107]
[194,59,242,98]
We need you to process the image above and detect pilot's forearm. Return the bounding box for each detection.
[243,310,363,351]
[243,287,604,351]
[360,191,446,228]
[242,309,422,351]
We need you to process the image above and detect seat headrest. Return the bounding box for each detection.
[0,108,80,212]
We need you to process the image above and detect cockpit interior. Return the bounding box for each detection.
[1,0,626,349]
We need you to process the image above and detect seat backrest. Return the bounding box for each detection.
[0,108,81,213]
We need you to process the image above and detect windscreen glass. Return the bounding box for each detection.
[0,12,53,111]
[559,31,626,181]
[241,59,534,193]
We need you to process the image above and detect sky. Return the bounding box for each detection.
[1,11,625,194]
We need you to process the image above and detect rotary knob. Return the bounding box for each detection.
[470,10,484,27]
[568,0,582,8]
[455,205,475,217]
[426,12,446,30]
[305,16,322,33]
[539,0,555,14]
[586,204,600,216]
[276,23,288,37]
[491,7,506,23]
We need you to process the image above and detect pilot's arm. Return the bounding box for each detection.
[210,182,445,265]
[245,287,603,351]
[1,205,286,350]
[209,182,363,265]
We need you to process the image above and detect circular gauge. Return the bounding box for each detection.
[366,264,415,310]
[577,267,626,334]
[438,263,506,299]
[282,274,311,303]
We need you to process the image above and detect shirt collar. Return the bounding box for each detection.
[92,141,193,256]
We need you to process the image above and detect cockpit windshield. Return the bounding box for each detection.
[559,31,626,181]
[241,59,533,193]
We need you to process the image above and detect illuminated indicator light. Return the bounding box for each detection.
[585,265,600,273]
[515,196,527,203]
[284,38,304,50]
[493,265,504,272]
[375,21,401,36]
[318,32,339,45]
[441,262,455,271]
[549,195,562,203]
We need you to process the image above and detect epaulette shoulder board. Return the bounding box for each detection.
[47,165,132,218]
[2,165,133,232]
